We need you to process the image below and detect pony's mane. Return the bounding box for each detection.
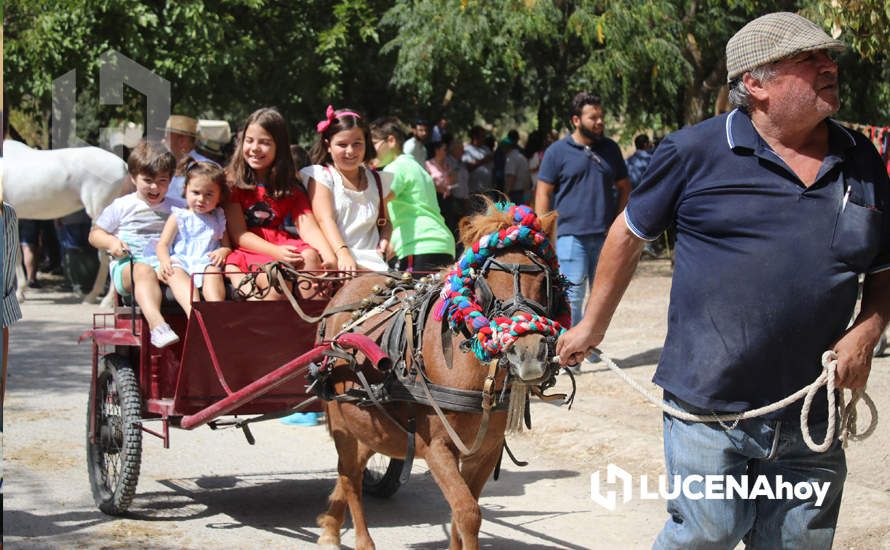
[458,197,557,248]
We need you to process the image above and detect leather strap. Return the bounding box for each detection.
[415,361,498,457]
[323,164,386,228]
[370,169,386,227]
[400,416,416,484]
[355,369,410,436]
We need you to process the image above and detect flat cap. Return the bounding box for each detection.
[726,12,844,82]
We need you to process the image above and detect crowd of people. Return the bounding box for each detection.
[17,99,659,315]
[3,10,889,547]
[70,105,639,350]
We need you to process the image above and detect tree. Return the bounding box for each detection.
[809,0,890,61]
[5,0,888,147]
[584,0,797,130]
[380,0,786,136]
[2,0,397,147]
[381,0,603,132]
[804,0,890,125]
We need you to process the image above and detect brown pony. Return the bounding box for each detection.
[316,206,560,550]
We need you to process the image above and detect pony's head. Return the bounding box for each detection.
[437,200,565,384]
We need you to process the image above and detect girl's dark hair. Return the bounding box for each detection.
[369,116,405,145]
[425,139,447,159]
[308,107,375,166]
[183,161,230,204]
[289,144,310,193]
[225,107,296,200]
[523,130,544,158]
[289,144,310,171]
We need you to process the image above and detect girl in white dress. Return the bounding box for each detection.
[156,162,231,317]
[303,105,392,272]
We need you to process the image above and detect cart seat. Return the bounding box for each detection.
[118,280,238,313]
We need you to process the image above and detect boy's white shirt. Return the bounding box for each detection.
[94,193,185,259]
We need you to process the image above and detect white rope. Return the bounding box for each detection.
[552,349,877,453]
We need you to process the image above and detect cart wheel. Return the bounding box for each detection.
[362,453,404,498]
[86,353,143,515]
[874,333,887,358]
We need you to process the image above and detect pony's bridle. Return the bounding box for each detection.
[473,249,560,322]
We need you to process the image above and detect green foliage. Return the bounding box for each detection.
[3,0,396,146]
[382,0,603,131]
[4,0,889,148]
[381,0,784,136]
[809,0,890,61]
[804,0,890,125]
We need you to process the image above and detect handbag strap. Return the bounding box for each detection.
[369,168,386,227]
[324,164,386,227]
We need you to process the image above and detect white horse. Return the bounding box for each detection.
[2,139,128,304]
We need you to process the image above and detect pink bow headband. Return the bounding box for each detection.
[316,105,361,134]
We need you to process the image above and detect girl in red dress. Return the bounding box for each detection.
[223,107,335,300]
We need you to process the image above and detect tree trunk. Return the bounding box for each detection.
[537,100,554,133]
[683,80,708,127]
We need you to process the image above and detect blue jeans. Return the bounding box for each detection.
[556,234,606,325]
[654,394,846,550]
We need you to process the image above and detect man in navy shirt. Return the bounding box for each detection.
[626,134,653,189]
[535,92,631,344]
[558,12,890,549]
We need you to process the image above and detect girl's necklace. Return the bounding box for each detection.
[336,166,366,191]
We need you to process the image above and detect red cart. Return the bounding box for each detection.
[80,274,404,515]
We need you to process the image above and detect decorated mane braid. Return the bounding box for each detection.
[434,203,570,363]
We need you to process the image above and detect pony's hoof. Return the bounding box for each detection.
[316,534,340,549]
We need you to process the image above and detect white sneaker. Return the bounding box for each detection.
[150,323,180,348]
[567,364,582,374]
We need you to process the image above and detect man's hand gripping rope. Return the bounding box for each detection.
[551,349,877,453]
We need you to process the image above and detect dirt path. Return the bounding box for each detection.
[3,262,889,549]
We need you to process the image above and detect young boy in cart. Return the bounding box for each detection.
[89,140,183,348]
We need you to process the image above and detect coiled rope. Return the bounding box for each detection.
[553,349,877,453]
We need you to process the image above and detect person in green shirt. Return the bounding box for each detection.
[370,117,455,272]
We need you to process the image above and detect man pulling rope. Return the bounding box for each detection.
[557,12,890,549]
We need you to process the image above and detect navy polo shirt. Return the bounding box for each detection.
[538,134,628,236]
[625,109,890,419]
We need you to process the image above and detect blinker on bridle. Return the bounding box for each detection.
[474,250,558,322]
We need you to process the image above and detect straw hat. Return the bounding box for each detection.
[196,119,232,156]
[163,115,198,137]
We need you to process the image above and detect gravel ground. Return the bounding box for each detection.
[3,261,889,549]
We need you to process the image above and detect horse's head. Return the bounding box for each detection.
[439,201,564,384]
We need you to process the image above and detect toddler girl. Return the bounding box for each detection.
[156,161,231,317]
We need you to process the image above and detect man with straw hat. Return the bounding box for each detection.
[558,12,890,548]
[163,115,216,199]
